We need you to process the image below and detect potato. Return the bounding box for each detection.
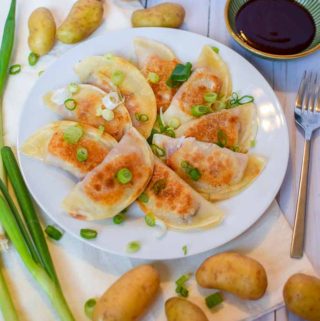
[131,3,185,28]
[28,8,56,56]
[165,297,209,321]
[196,252,268,300]
[57,0,104,44]
[283,273,320,321]
[93,264,160,321]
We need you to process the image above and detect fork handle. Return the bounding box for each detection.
[291,139,311,258]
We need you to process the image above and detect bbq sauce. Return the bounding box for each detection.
[235,0,316,55]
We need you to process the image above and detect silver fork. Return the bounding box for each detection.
[291,71,320,258]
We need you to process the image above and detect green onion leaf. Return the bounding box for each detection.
[168,117,181,129]
[204,92,218,103]
[180,161,201,181]
[28,52,39,66]
[147,128,159,145]
[147,72,160,84]
[163,127,175,138]
[151,144,166,158]
[63,125,84,144]
[113,213,125,224]
[166,62,192,88]
[217,101,226,110]
[101,109,114,121]
[116,168,132,184]
[138,192,149,203]
[9,64,21,75]
[45,225,63,241]
[126,241,141,253]
[217,129,227,148]
[111,70,125,86]
[205,292,223,309]
[152,179,166,195]
[64,98,77,111]
[98,125,105,135]
[80,229,97,240]
[175,274,190,287]
[68,82,79,94]
[191,105,211,117]
[211,46,220,54]
[228,92,254,108]
[182,245,187,255]
[175,285,189,297]
[145,213,156,227]
[76,147,88,162]
[135,113,149,122]
[84,298,96,319]
[231,145,240,152]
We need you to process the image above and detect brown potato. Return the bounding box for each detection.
[165,297,209,321]
[196,252,268,300]
[93,264,160,321]
[131,3,185,28]
[283,273,320,321]
[57,0,104,44]
[28,8,56,56]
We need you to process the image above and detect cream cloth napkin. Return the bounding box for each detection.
[0,1,317,321]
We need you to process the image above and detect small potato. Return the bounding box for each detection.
[283,273,320,321]
[196,252,268,300]
[165,297,209,321]
[93,264,160,321]
[57,0,104,44]
[28,8,56,56]
[131,3,185,28]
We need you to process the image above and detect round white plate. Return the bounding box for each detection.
[17,28,289,260]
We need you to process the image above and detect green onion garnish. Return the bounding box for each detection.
[101,109,114,121]
[151,144,166,158]
[64,98,77,111]
[251,140,256,147]
[45,225,63,241]
[113,213,125,224]
[227,92,254,108]
[68,82,79,94]
[111,70,125,86]
[180,160,201,181]
[38,70,44,76]
[231,145,240,152]
[145,213,156,227]
[135,113,149,122]
[204,92,218,103]
[8,64,21,75]
[163,127,175,138]
[138,192,149,203]
[28,52,39,66]
[147,72,160,84]
[84,298,96,319]
[98,125,105,135]
[175,274,190,287]
[80,229,97,240]
[126,241,141,253]
[191,105,211,117]
[205,292,223,309]
[168,117,181,129]
[147,128,159,145]
[217,101,226,110]
[166,62,192,88]
[63,125,84,144]
[104,53,113,60]
[211,46,220,54]
[152,179,166,195]
[76,147,88,162]
[116,168,132,184]
[182,245,187,255]
[217,129,227,148]
[175,285,189,297]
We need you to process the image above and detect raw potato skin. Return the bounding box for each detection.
[196,252,268,300]
[131,3,185,28]
[28,8,56,56]
[283,273,320,321]
[93,264,160,321]
[165,297,209,321]
[57,0,104,44]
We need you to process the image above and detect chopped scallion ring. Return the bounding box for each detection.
[45,225,63,241]
[152,179,166,195]
[250,140,256,148]
[147,72,160,84]
[135,113,149,122]
[217,101,226,110]
[217,129,228,148]
[80,228,97,240]
[175,285,189,297]
[211,46,220,54]
[166,62,192,88]
[191,105,211,117]
[111,70,125,86]
[205,292,223,309]
[126,241,141,253]
[180,160,201,181]
[64,98,77,111]
[138,192,149,203]
[151,144,166,158]
[84,298,96,319]
[163,127,175,138]
[175,274,190,287]
[98,125,105,135]
[168,117,181,129]
[182,245,188,255]
[9,64,21,75]
[204,92,218,103]
[68,82,79,94]
[102,109,114,121]
[116,168,132,184]
[63,125,84,144]
[76,147,88,162]
[28,52,39,66]
[145,213,156,227]
[228,92,254,108]
[113,213,125,224]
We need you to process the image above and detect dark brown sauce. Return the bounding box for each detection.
[235,0,316,55]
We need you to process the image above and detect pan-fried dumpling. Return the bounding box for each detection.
[175,103,257,153]
[63,127,154,220]
[74,55,157,138]
[44,84,132,141]
[134,37,180,112]
[196,45,232,99]
[21,121,117,178]
[153,135,265,201]
[163,67,222,125]
[137,158,223,230]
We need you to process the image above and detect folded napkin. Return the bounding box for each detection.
[0,1,317,321]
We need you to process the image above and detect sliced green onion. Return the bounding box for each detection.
[175,274,190,287]
[98,125,105,135]
[191,105,211,117]
[152,179,166,195]
[111,70,125,86]
[145,213,156,227]
[151,144,166,158]
[217,129,227,148]
[231,145,240,152]
[28,52,39,66]
[64,98,77,111]
[205,292,223,309]
[182,245,187,255]
[189,168,201,181]
[217,101,226,110]
[175,285,189,297]
[204,92,218,103]
[138,192,149,203]
[228,92,254,108]
[113,213,125,224]
[63,125,83,144]
[102,109,114,121]
[116,168,132,184]
[68,82,79,94]
[163,127,175,138]
[135,113,149,122]
[147,72,160,84]
[76,147,88,162]
[211,46,220,54]
[45,225,63,241]
[80,229,97,240]
[166,62,192,88]
[126,241,140,253]
[84,298,96,319]
[180,161,201,181]
[147,128,159,145]
[168,117,181,129]
[9,64,21,75]
[251,140,256,147]
[104,53,113,60]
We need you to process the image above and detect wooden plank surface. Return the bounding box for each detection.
[145,1,320,321]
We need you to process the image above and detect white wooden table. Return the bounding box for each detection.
[141,1,320,320]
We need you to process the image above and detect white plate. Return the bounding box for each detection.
[17,28,289,260]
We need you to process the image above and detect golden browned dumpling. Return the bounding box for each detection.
[134,37,180,112]
[44,84,132,141]
[137,158,223,230]
[21,121,117,178]
[63,127,154,220]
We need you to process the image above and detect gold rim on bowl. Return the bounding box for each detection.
[224,0,320,60]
